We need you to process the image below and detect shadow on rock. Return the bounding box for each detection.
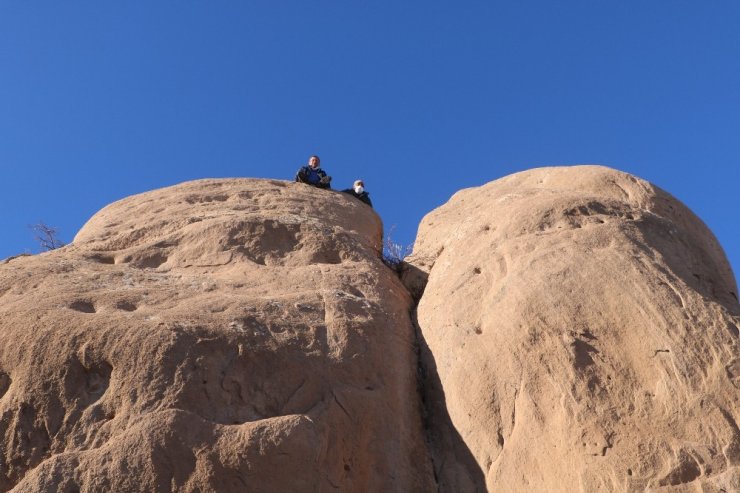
[399,262,429,303]
[415,318,487,492]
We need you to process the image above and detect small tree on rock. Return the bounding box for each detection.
[31,222,65,251]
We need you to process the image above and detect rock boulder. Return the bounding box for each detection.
[406,165,740,492]
[0,179,434,492]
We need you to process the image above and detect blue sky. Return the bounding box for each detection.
[1,1,738,280]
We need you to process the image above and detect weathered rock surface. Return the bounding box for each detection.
[406,166,740,492]
[0,179,434,492]
[3,166,739,492]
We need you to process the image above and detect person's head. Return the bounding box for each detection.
[308,155,320,169]
[353,179,365,194]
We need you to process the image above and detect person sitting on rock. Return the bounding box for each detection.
[295,155,331,189]
[342,179,372,207]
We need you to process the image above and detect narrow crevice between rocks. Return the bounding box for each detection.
[409,306,440,491]
[395,260,486,493]
[410,307,487,492]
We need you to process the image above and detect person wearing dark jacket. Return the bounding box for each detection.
[295,155,331,189]
[342,179,372,207]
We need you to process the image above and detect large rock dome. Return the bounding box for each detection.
[406,165,739,492]
[0,179,434,492]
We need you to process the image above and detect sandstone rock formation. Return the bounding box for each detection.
[406,165,740,492]
[0,179,434,492]
[2,167,738,492]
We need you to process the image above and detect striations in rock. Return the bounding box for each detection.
[0,179,435,492]
[405,165,740,492]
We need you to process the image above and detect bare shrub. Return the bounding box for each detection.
[382,225,413,271]
[31,222,65,251]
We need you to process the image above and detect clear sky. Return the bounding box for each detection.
[1,2,738,280]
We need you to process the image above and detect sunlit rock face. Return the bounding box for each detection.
[0,179,434,492]
[3,167,738,493]
[407,165,740,492]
